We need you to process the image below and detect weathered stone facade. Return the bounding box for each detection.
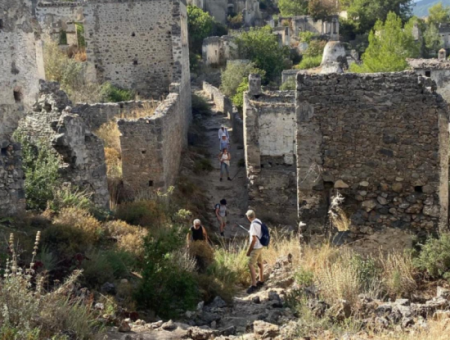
[296,72,449,234]
[243,76,297,224]
[36,0,190,99]
[407,55,450,104]
[17,81,109,207]
[202,36,237,67]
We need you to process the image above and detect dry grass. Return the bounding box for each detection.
[104,220,147,255]
[376,318,450,340]
[53,207,103,243]
[328,192,350,232]
[380,250,417,298]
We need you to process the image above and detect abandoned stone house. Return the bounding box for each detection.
[202,35,238,67]
[0,0,191,216]
[188,0,262,26]
[407,49,450,104]
[243,72,449,234]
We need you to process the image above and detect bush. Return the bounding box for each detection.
[41,224,92,260]
[14,134,61,211]
[299,31,317,43]
[54,208,103,243]
[1,233,102,339]
[105,220,147,255]
[381,251,417,298]
[296,55,322,70]
[350,254,380,292]
[280,77,296,90]
[232,78,249,109]
[414,233,450,279]
[135,226,199,317]
[295,267,314,287]
[100,82,135,102]
[47,185,93,214]
[221,61,266,98]
[303,40,327,58]
[208,243,250,287]
[227,13,243,29]
[115,200,169,227]
[192,94,212,117]
[193,158,213,174]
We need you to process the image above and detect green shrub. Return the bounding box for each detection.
[135,226,199,317]
[350,254,380,291]
[299,31,317,43]
[82,250,136,288]
[414,233,450,279]
[76,23,86,48]
[47,185,93,214]
[41,224,92,259]
[295,267,314,287]
[14,134,61,211]
[192,94,212,117]
[280,77,296,90]
[193,158,213,174]
[303,40,327,58]
[221,61,265,98]
[100,82,135,102]
[296,55,322,70]
[227,13,243,29]
[115,200,169,227]
[232,78,249,109]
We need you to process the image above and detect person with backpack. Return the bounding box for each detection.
[245,210,270,294]
[215,199,227,237]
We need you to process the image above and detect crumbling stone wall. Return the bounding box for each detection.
[296,72,449,234]
[243,76,297,224]
[202,36,237,67]
[192,0,261,25]
[17,81,109,208]
[0,0,44,216]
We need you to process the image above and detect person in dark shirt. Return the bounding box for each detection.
[186,219,209,247]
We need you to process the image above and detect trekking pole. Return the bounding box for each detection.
[236,224,250,233]
[232,167,243,180]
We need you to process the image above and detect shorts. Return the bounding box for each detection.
[249,248,263,266]
[218,216,227,224]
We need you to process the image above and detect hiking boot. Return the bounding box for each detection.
[220,178,222,182]
[227,177,232,181]
[247,285,258,294]
[220,232,224,237]
[256,281,265,288]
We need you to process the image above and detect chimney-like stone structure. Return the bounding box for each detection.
[248,74,262,96]
[439,48,447,61]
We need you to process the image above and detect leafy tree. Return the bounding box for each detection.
[229,67,266,109]
[339,0,413,34]
[309,0,338,20]
[350,12,420,73]
[235,26,290,81]
[278,0,309,16]
[221,61,265,97]
[424,23,444,57]
[299,31,317,43]
[428,2,450,26]
[187,5,227,54]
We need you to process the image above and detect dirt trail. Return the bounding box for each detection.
[191,90,249,239]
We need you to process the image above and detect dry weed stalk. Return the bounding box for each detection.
[328,191,350,232]
[380,250,417,298]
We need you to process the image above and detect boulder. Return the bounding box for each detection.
[253,320,280,339]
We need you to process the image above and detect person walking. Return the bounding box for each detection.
[219,134,229,152]
[219,147,231,181]
[218,125,230,148]
[245,210,264,294]
[215,199,227,237]
[186,219,209,246]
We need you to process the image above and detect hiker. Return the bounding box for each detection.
[219,134,229,152]
[215,199,227,237]
[218,125,230,144]
[245,210,265,294]
[186,219,209,247]
[218,147,231,181]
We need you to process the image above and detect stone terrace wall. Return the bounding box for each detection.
[203,81,243,145]
[296,72,449,235]
[72,100,161,131]
[243,89,297,224]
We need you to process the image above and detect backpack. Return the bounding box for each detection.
[255,221,270,247]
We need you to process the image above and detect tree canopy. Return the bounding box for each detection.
[427,2,450,26]
[339,0,413,34]
[350,12,420,73]
[235,26,290,81]
[278,0,309,16]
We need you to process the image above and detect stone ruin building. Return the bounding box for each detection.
[0,0,191,216]
[202,35,238,67]
[188,0,262,26]
[243,72,450,234]
[243,74,297,224]
[407,49,450,104]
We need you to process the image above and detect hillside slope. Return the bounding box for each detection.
[413,0,450,17]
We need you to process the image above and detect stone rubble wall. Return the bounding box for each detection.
[17,81,109,208]
[72,100,161,131]
[243,90,297,224]
[202,81,243,145]
[296,72,449,234]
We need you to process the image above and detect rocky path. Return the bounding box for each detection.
[191,90,249,239]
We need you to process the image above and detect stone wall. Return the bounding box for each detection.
[243,78,297,224]
[203,81,243,145]
[272,15,340,42]
[72,100,161,131]
[17,81,109,208]
[202,36,237,67]
[296,72,449,235]
[407,58,450,104]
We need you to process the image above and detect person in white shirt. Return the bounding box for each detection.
[218,126,230,150]
[245,209,264,294]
